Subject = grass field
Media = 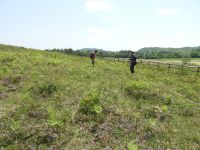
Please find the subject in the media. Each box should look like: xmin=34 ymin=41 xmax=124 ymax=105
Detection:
xmin=0 ymin=45 xmax=200 ymax=149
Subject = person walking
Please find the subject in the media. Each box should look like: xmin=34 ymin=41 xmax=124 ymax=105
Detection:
xmin=90 ymin=50 xmax=97 ymax=67
xmin=129 ymin=52 xmax=137 ymax=74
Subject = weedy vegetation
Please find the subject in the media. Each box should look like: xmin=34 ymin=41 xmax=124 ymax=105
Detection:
xmin=0 ymin=44 xmax=200 ymax=149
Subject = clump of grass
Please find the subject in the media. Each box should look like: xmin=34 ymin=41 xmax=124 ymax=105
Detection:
xmin=178 ymin=103 xmax=194 ymax=117
xmin=163 ymin=95 xmax=172 ymax=106
xmin=0 ymin=56 xmax=14 ymax=63
xmin=144 ymin=105 xmax=170 ymax=122
xmin=1 ymin=76 xmax=22 ymax=86
xmin=126 ymin=80 xmax=150 ymax=90
xmin=10 ymin=119 xmax=21 ymax=131
xmin=125 ymin=80 xmax=162 ymax=100
xmin=127 ymin=141 xmax=139 ymax=150
xmin=31 ymin=82 xmax=57 ymax=98
xmin=47 ymin=107 xmax=64 ymax=127
xmin=79 ymin=92 xmax=103 ymax=115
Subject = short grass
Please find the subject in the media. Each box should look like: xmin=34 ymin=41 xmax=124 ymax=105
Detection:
xmin=0 ymin=45 xmax=200 ymax=149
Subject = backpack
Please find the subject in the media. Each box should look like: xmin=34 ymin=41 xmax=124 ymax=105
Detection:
xmin=132 ymin=60 xmax=137 ymax=65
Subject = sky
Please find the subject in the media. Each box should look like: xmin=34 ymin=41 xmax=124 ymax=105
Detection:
xmin=0 ymin=0 xmax=200 ymax=51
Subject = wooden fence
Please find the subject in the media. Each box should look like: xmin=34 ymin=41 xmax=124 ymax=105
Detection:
xmin=102 ymin=58 xmax=200 ymax=73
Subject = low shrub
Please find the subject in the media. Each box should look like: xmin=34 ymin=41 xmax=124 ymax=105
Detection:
xmin=30 ymin=82 xmax=57 ymax=98
xmin=125 ymin=81 xmax=162 ymax=101
xmin=79 ymin=93 xmax=103 ymax=115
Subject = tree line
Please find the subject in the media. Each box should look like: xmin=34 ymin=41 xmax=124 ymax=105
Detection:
xmin=136 ymin=47 xmax=200 ymax=59
xmin=46 ymin=46 xmax=200 ymax=59
xmin=46 ymin=48 xmax=134 ymax=58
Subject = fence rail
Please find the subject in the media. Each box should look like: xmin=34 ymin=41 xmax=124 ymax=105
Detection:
xmin=102 ymin=58 xmax=200 ymax=73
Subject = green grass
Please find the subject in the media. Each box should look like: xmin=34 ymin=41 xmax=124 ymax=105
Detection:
xmin=0 ymin=45 xmax=200 ymax=149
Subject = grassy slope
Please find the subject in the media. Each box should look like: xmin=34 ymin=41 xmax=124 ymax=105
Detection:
xmin=0 ymin=45 xmax=200 ymax=149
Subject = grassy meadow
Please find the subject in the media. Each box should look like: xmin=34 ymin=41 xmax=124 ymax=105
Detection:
xmin=0 ymin=45 xmax=200 ymax=149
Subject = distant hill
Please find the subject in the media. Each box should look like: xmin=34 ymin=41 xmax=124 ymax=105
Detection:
xmin=0 ymin=44 xmax=40 ymax=51
xmin=78 ymin=48 xmax=105 ymax=52
xmin=136 ymin=46 xmax=200 ymax=58
xmin=1 ymin=44 xmax=200 ymax=59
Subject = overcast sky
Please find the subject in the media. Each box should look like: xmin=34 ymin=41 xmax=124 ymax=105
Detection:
xmin=0 ymin=0 xmax=200 ymax=51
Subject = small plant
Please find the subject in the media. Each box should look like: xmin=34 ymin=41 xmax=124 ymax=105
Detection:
xmin=47 ymin=107 xmax=64 ymax=126
xmin=37 ymin=82 xmax=57 ymax=97
xmin=126 ymin=80 xmax=150 ymax=90
xmin=148 ymin=118 xmax=157 ymax=128
xmin=144 ymin=105 xmax=169 ymax=122
xmin=10 ymin=119 xmax=21 ymax=131
xmin=178 ymin=103 xmax=194 ymax=117
xmin=79 ymin=92 xmax=103 ymax=115
xmin=161 ymin=105 xmax=168 ymax=112
xmin=127 ymin=141 xmax=138 ymax=150
xmin=12 ymin=76 xmax=22 ymax=84
xmin=164 ymin=95 xmax=172 ymax=106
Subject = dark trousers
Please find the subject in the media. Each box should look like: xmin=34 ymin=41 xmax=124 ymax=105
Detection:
xmin=130 ymin=64 xmax=135 ymax=74
xmin=91 ymin=59 xmax=95 ymax=66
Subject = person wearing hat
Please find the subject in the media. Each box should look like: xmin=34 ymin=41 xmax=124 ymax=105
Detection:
xmin=90 ymin=50 xmax=97 ymax=67
xmin=129 ymin=51 xmax=137 ymax=74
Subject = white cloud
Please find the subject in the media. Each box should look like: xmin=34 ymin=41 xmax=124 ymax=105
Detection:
xmin=84 ymin=0 xmax=113 ymax=13
xmin=158 ymin=8 xmax=177 ymax=16
xmin=85 ymin=27 xmax=113 ymax=42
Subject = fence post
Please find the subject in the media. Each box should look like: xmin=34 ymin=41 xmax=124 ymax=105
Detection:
xmin=118 ymin=59 xmax=119 ymax=62
xmin=168 ymin=64 xmax=171 ymax=68
xmin=197 ymin=66 xmax=200 ymax=73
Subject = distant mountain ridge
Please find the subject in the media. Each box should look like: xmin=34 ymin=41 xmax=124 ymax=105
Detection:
xmin=136 ymin=46 xmax=200 ymax=58
xmin=1 ymin=44 xmax=200 ymax=58
xmin=137 ymin=46 xmax=200 ymax=52
xmin=78 ymin=48 xmax=106 ymax=52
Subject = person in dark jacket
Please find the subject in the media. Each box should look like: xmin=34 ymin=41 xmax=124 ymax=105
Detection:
xmin=90 ymin=50 xmax=97 ymax=67
xmin=129 ymin=52 xmax=137 ymax=74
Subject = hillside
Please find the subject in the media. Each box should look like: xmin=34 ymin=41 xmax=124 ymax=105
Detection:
xmin=136 ymin=46 xmax=200 ymax=59
xmin=0 ymin=45 xmax=200 ymax=149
